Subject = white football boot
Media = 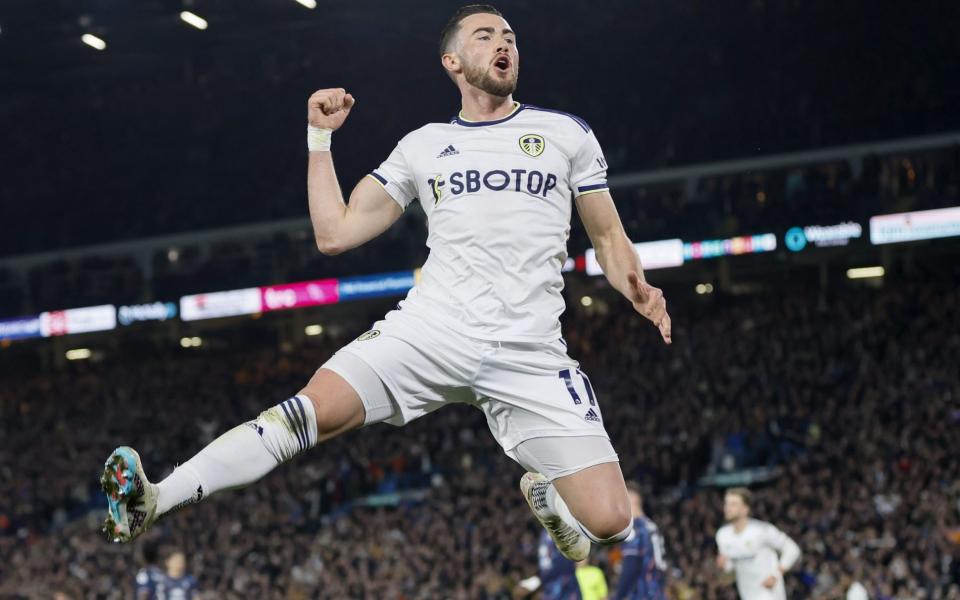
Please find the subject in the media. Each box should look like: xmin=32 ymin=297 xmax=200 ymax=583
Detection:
xmin=520 ymin=472 xmax=590 ymax=561
xmin=100 ymin=446 xmax=159 ymax=543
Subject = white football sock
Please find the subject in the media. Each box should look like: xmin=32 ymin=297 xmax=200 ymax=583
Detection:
xmin=156 ymin=395 xmax=318 ymax=515
xmin=545 ymin=484 xmax=582 ymax=533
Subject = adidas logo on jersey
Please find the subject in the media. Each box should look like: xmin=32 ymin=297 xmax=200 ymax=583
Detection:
xmin=584 ymin=408 xmax=601 ymax=423
xmin=436 ymin=145 xmax=460 ymax=158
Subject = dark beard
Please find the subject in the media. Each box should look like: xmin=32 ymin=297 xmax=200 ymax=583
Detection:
xmin=464 ymin=61 xmax=517 ymax=97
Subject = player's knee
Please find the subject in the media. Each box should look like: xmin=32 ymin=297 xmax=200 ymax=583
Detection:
xmin=299 ymin=395 xmax=343 ymax=440
xmin=580 ymin=495 xmax=632 ymax=544
xmin=303 ymin=392 xmax=333 ymax=432
xmin=297 ymin=382 xmax=365 ymax=441
xmin=594 ymin=515 xmax=633 ymax=543
xmin=583 ymin=517 xmax=632 ymax=546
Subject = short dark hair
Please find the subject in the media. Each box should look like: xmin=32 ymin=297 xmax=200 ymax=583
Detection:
xmin=141 ymin=539 xmax=160 ymax=564
xmin=726 ymin=487 xmax=752 ymax=508
xmin=439 ymin=4 xmax=503 ymax=56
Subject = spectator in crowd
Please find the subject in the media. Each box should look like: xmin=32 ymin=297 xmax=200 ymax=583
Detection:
xmin=1 ymin=275 xmax=958 ymax=598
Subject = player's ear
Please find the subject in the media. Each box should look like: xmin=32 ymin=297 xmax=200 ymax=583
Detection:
xmin=441 ymin=52 xmax=461 ymax=76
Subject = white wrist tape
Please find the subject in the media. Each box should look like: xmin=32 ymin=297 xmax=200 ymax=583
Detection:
xmin=307 ymin=126 xmax=333 ymax=152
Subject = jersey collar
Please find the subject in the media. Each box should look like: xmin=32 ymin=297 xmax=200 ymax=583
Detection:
xmin=452 ymin=102 xmax=525 ymax=127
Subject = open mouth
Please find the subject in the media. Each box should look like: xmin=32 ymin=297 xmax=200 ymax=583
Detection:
xmin=493 ymin=56 xmax=510 ymax=72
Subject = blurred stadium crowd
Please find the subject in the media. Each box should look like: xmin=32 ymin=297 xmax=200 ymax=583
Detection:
xmin=2 ymin=1 xmax=958 ymax=257
xmin=1 ymin=272 xmax=958 ymax=599
xmin=1 ymin=145 xmax=957 ymax=319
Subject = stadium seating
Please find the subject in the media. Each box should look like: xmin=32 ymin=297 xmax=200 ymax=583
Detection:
xmin=1 ymin=274 xmax=957 ymax=598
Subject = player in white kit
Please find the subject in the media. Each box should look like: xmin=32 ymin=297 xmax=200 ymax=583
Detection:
xmin=715 ymin=488 xmax=802 ymax=600
xmin=99 ymin=5 xmax=672 ymax=565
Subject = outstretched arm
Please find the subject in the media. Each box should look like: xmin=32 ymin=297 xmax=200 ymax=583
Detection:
xmin=306 ymin=88 xmax=404 ymax=255
xmin=575 ymin=190 xmax=671 ymax=344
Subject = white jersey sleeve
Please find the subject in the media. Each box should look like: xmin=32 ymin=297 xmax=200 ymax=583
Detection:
xmin=847 ymin=581 xmax=870 ymax=600
xmin=761 ymin=522 xmax=801 ymax=571
xmin=715 ymin=527 xmax=736 ymax=573
xmin=570 ymin=130 xmax=609 ymax=197
xmin=370 ymin=141 xmax=418 ymax=210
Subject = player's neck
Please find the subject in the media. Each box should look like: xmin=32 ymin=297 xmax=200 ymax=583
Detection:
xmin=458 ymin=92 xmax=517 ymax=122
xmin=733 ymin=517 xmax=749 ymax=532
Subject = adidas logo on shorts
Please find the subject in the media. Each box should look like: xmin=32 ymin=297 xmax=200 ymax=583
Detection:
xmin=436 ymin=144 xmax=460 ymax=158
xmin=584 ymin=408 xmax=601 ymax=423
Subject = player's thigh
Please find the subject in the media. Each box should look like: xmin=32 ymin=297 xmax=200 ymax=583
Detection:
xmin=318 ymin=313 xmax=479 ymax=431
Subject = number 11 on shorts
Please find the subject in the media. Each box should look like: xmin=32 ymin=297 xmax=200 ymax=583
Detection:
xmin=559 ymin=369 xmax=596 ymax=406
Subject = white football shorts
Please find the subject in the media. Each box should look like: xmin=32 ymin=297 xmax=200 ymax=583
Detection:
xmin=320 ymin=309 xmax=617 ymax=478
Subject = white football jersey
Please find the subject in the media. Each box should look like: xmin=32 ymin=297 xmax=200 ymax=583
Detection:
xmin=369 ymin=102 xmax=608 ymax=342
xmin=846 ymin=581 xmax=869 ymax=600
xmin=716 ymin=519 xmax=801 ymax=600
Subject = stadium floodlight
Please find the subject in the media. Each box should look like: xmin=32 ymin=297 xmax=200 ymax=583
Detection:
xmin=294 ymin=0 xmax=317 ymax=8
xmin=81 ymin=34 xmax=106 ymax=50
xmin=66 ymin=348 xmax=92 ymax=360
xmin=580 ymin=296 xmax=593 ymax=307
xmin=304 ymin=324 xmax=323 ymax=336
xmin=180 ymin=11 xmax=209 ymax=30
xmin=847 ymin=266 xmax=885 ymax=280
xmin=180 ymin=336 xmax=203 ymax=348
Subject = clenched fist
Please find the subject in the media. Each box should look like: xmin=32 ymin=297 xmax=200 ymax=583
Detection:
xmin=307 ymin=88 xmax=355 ymax=130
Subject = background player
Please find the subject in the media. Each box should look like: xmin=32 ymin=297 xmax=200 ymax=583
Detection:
xmin=100 ymin=4 xmax=671 ymax=568
xmin=576 ymin=558 xmax=609 ymax=600
xmin=515 ymin=530 xmax=583 ymax=599
xmin=612 ymin=483 xmax=667 ymax=600
xmin=134 ymin=540 xmax=164 ymax=599
xmin=715 ymin=488 xmax=801 ymax=600
xmin=136 ymin=548 xmax=198 ymax=600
